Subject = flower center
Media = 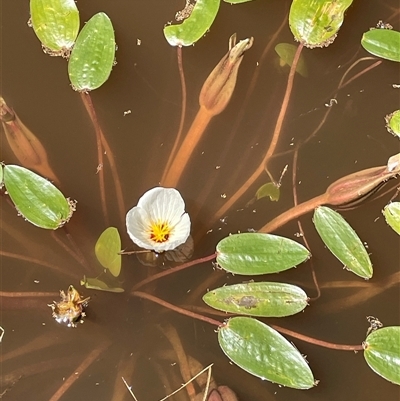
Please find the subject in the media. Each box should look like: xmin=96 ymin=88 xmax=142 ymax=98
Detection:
xmin=149 ymin=221 xmax=171 ymax=243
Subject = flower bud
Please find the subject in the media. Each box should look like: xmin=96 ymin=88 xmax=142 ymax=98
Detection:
xmin=1 ymin=96 xmax=59 ymax=183
xmin=326 ymin=153 xmax=400 ymax=207
xmin=199 ymin=33 xmax=253 ymax=116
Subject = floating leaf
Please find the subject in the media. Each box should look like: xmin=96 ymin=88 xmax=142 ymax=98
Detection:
xmin=313 ymin=206 xmax=372 ymax=279
xmin=164 ymin=0 xmax=220 ymax=46
xmin=216 ymin=233 xmax=310 ymax=275
xmin=80 ymin=276 xmax=124 ymax=293
xmin=364 ymin=326 xmax=400 ymax=385
xmin=218 ymin=317 xmax=315 ymax=389
xmin=68 ymin=12 xmax=115 ymax=91
xmin=289 ymin=0 xmax=353 ymax=48
xmin=203 ymin=282 xmax=308 ymax=317
xmin=383 ymin=202 xmax=400 ymax=235
xmin=95 ymin=227 xmax=122 ymax=277
xmin=0 ymin=164 xmax=3 ymax=186
xmin=30 ymin=0 xmax=79 ymax=55
xmin=361 ymin=29 xmax=400 ymax=62
xmin=224 ymin=0 xmax=254 ymax=3
xmin=256 ymin=182 xmax=280 ymax=201
xmin=275 ymin=43 xmax=308 ymax=77
xmin=385 ymin=110 xmax=400 ymax=138
xmin=3 ymin=165 xmax=72 ymax=229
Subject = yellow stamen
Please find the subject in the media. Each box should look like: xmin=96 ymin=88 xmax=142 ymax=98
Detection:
xmin=149 ymin=221 xmax=171 ymax=243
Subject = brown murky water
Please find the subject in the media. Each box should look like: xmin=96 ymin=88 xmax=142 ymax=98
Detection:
xmin=1 ymin=1 xmax=400 ymax=400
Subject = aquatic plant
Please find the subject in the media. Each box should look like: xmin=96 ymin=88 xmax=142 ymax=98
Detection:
xmin=1 ymin=0 xmax=400 ymax=399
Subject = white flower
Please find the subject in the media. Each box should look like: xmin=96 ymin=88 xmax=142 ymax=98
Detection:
xmin=126 ymin=187 xmax=191 ymax=252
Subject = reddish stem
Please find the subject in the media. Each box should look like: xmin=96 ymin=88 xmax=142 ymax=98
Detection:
xmin=80 ymin=92 xmax=108 ymax=225
xmin=130 ymin=253 xmax=217 ymax=291
xmin=0 ymin=250 xmax=79 ymax=279
xmin=132 ymin=291 xmax=222 ymax=327
xmin=162 ymin=46 xmax=188 ymax=183
xmin=48 ymin=341 xmax=110 ymax=401
xmin=270 ymin=324 xmax=364 ymax=351
xmin=133 ymin=291 xmax=363 ymax=352
xmin=212 ymin=43 xmax=304 ymax=223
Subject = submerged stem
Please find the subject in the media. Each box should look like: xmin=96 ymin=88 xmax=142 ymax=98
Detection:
xmin=80 ymin=93 xmax=108 ymax=224
xmin=0 ymin=250 xmax=80 ymax=279
xmin=132 ymin=291 xmax=222 ymax=327
xmin=161 ymin=107 xmax=213 ymax=187
xmin=133 ymin=292 xmax=363 ymax=352
xmin=48 ymin=341 xmax=110 ymax=401
xmin=270 ymin=324 xmax=363 ymax=351
xmin=131 ymin=253 xmax=216 ymax=291
xmin=100 ymin=130 xmax=126 ymax=224
xmin=161 ymin=46 xmax=188 ymax=183
xmin=193 ymin=11 xmax=289 ymax=222
xmin=80 ymin=93 xmax=126 ymax=225
xmin=258 ymin=193 xmax=328 ymax=233
xmin=212 ymin=43 xmax=304 ymax=223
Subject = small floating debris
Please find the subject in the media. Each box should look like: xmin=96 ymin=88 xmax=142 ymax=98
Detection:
xmin=48 ymin=285 xmax=90 ymax=328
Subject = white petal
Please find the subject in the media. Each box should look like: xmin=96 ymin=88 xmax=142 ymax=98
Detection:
xmin=139 ymin=187 xmax=185 ymax=227
xmin=126 ymin=206 xmax=154 ymax=250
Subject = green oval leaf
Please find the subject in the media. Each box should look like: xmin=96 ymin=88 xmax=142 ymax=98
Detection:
xmin=3 ymin=165 xmax=72 ymax=229
xmin=218 ymin=317 xmax=315 ymax=389
xmin=68 ymin=12 xmax=115 ymax=91
xmin=203 ymin=282 xmax=308 ymax=317
xmin=275 ymin=43 xmax=308 ymax=77
xmin=30 ymin=0 xmax=79 ymax=54
xmin=80 ymin=276 xmax=124 ymax=293
xmin=313 ymin=206 xmax=373 ymax=279
xmin=383 ymin=202 xmax=400 ymax=235
xmin=289 ymin=0 xmax=353 ymax=48
xmin=164 ymin=0 xmax=220 ymax=46
xmin=95 ymin=227 xmax=122 ymax=277
xmin=385 ymin=110 xmax=400 ymax=137
xmin=361 ymin=29 xmax=400 ymax=62
xmin=256 ymin=182 xmax=280 ymax=201
xmin=364 ymin=326 xmax=400 ymax=385
xmin=216 ymin=233 xmax=310 ymax=275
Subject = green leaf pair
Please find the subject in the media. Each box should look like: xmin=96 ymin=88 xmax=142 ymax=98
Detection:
xmin=30 ymin=0 xmax=115 ymax=91
xmin=81 ymin=227 xmax=124 ymax=293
